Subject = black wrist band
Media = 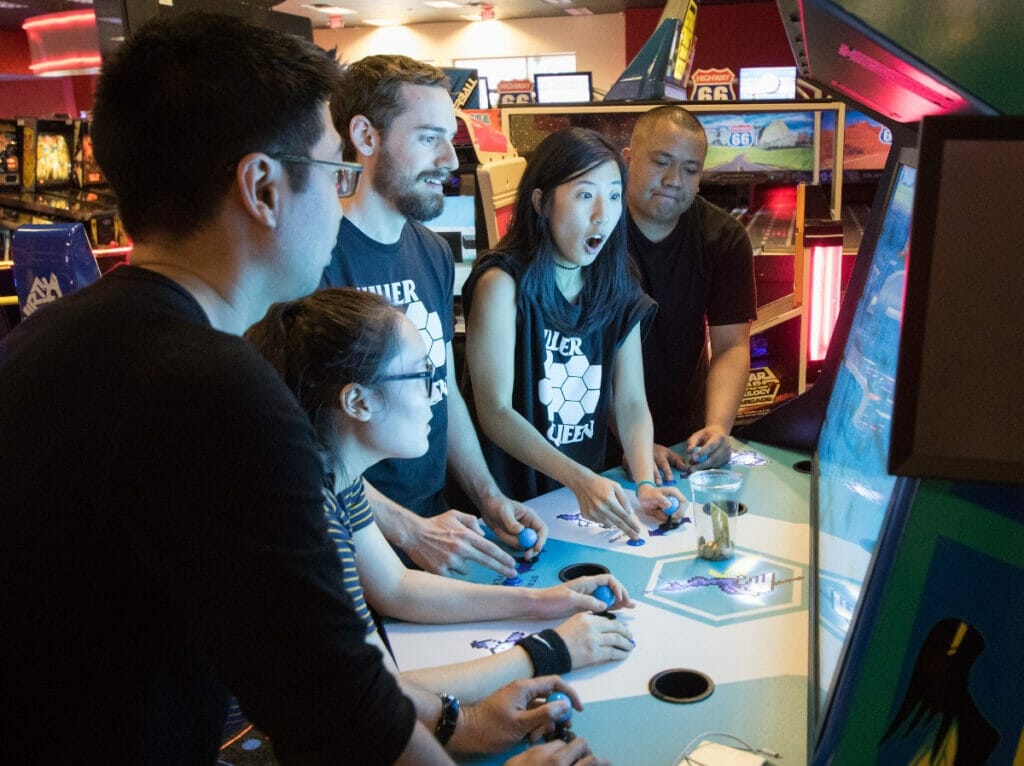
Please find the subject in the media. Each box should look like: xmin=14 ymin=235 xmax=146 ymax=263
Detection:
xmin=515 ymin=628 xmax=573 ymax=677
xmin=434 ymin=692 xmax=460 ymax=746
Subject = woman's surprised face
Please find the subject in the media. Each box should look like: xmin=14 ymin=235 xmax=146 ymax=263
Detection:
xmin=545 ymin=159 xmax=622 ymax=269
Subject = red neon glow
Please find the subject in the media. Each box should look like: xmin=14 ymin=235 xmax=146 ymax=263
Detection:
xmin=29 ymin=54 xmax=102 ymax=73
xmin=22 ymin=11 xmax=95 ymax=32
xmin=809 ymin=242 xmax=843 ymax=361
xmin=22 ymin=10 xmax=100 ymax=76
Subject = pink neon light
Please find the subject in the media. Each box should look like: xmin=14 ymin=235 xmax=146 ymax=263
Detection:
xmin=809 ymin=242 xmax=843 ymax=361
xmin=29 ymin=54 xmax=102 ymax=73
xmin=22 ymin=10 xmax=95 ymax=32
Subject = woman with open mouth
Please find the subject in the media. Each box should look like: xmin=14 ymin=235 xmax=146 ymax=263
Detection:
xmin=462 ymin=127 xmax=685 ymax=541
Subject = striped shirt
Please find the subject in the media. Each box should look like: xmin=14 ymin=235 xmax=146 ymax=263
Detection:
xmin=323 ymin=478 xmax=376 ymax=635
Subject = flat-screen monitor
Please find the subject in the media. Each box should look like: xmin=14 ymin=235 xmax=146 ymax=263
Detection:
xmin=738 ymin=66 xmax=797 ymax=100
xmin=811 ymin=154 xmax=918 ymax=724
xmin=889 ymin=115 xmax=1024 ymax=485
xmin=534 ymin=72 xmax=593 ymax=104
xmin=819 ymin=109 xmax=893 ymax=183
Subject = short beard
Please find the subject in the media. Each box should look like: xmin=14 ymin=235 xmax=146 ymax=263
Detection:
xmin=376 ymin=146 xmax=446 ymax=222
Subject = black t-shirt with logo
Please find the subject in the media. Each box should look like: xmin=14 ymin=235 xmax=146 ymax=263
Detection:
xmin=463 ymin=254 xmax=655 ymax=501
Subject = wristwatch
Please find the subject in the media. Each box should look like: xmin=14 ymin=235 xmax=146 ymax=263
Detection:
xmin=434 ymin=692 xmax=460 ymax=746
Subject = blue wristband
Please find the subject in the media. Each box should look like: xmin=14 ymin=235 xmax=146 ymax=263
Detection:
xmin=635 ymin=480 xmax=657 ymax=493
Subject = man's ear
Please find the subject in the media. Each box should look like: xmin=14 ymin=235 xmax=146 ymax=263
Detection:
xmin=339 ymin=382 xmax=375 ymax=421
xmin=348 ymin=114 xmax=377 ymax=158
xmin=236 ymin=152 xmax=281 ymax=228
xmin=621 ymin=145 xmax=633 ymax=167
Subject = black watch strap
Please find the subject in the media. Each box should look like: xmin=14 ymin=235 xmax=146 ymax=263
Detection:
xmin=434 ymin=692 xmax=460 ymax=746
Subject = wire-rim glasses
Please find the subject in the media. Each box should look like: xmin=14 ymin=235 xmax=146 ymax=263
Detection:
xmin=271 ymin=154 xmax=362 ymax=198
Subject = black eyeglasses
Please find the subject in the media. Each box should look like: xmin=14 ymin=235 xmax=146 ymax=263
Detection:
xmin=271 ymin=154 xmax=363 ymax=198
xmin=377 ymin=361 xmax=435 ymax=397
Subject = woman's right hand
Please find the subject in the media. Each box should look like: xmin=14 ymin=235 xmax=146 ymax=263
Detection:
xmin=568 ymin=470 xmax=644 ymax=539
xmin=553 ymin=611 xmax=634 ymax=670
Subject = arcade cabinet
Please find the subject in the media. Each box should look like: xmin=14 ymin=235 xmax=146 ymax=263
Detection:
xmin=744 ymin=0 xmax=1021 ymax=761
xmin=813 ymin=113 xmax=1024 ymax=766
xmin=0 ymin=117 xmax=126 ymax=255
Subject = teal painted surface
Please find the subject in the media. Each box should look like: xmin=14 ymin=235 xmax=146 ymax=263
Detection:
xmin=834 ymin=0 xmax=1024 ymax=114
xmin=460 ymin=675 xmax=809 ymax=765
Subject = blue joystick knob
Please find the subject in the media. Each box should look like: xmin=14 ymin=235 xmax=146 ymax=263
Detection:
xmin=518 ymin=527 xmax=538 ymax=549
xmin=592 ymin=584 xmax=615 ymax=608
xmin=665 ymin=496 xmax=680 ymax=516
xmin=546 ymin=692 xmax=572 ymax=722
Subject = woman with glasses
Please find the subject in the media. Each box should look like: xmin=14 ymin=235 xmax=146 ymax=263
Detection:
xmin=244 ymin=287 xmax=633 ymax=758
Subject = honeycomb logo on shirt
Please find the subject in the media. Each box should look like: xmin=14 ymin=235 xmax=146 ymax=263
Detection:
xmin=538 ymin=348 xmax=601 ymax=447
xmin=405 ymin=300 xmax=446 ymax=403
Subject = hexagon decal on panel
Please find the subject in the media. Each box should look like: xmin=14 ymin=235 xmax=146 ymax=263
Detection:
xmin=405 ymin=300 xmax=446 ymax=370
xmin=644 ymin=551 xmax=806 ymax=625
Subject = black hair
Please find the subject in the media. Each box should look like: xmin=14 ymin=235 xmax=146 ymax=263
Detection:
xmin=483 ymin=127 xmax=640 ymax=336
xmin=91 ymin=12 xmax=342 ymax=240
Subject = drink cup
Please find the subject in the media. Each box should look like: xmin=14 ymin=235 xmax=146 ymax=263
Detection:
xmin=688 ymin=469 xmax=743 ymax=560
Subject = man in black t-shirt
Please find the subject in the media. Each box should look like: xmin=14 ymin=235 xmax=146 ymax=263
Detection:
xmin=0 ymin=14 xmax=446 ymax=764
xmin=323 ymin=55 xmax=545 ymax=578
xmin=622 ymin=106 xmax=757 ymax=477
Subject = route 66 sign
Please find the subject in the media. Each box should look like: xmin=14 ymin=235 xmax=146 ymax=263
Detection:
xmin=689 ymin=68 xmax=736 ymax=101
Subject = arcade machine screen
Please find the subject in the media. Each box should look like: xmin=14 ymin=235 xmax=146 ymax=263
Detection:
xmin=35 ymin=131 xmax=72 ymax=188
xmin=819 ymin=109 xmax=893 ymax=184
xmin=505 ymin=108 xmax=817 ymax=186
xmin=699 ymin=111 xmax=815 ymax=185
xmin=738 ymin=66 xmax=798 ymax=100
xmin=1 ymin=121 xmax=19 ymax=187
xmin=811 ymin=158 xmax=917 ymax=720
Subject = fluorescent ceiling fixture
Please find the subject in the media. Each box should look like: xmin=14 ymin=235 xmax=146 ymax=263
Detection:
xmin=303 ymin=3 xmax=357 ymax=14
xmin=425 ymin=1 xmax=461 ymax=7
xmin=364 ymin=18 xmax=401 ymax=25
xmin=541 ymin=0 xmax=572 ymax=5
xmin=460 ymin=13 xmax=481 ymax=20
xmin=564 ymin=7 xmax=592 ymax=14
xmin=0 ymin=1 xmax=28 ymax=8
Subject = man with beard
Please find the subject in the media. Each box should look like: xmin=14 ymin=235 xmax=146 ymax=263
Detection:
xmin=322 ymin=55 xmax=543 ymax=579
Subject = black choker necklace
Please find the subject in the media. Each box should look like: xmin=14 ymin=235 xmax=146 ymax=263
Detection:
xmin=554 ymin=261 xmax=581 ymax=271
